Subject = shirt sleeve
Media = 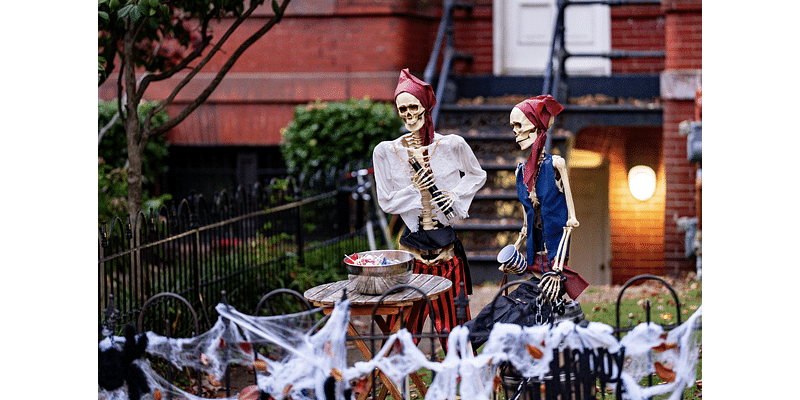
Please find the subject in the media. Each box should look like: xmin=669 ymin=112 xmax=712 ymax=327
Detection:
xmin=372 ymin=141 xmax=423 ymax=224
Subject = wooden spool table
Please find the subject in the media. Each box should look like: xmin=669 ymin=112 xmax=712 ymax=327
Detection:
xmin=304 ymin=274 xmax=451 ymax=400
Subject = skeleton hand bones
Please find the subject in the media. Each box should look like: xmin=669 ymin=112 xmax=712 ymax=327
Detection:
xmin=408 ymin=147 xmax=456 ymax=221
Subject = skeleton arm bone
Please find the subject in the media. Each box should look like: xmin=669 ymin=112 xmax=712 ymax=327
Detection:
xmin=539 ymin=157 xmax=578 ymax=302
xmin=553 ymin=156 xmax=578 ymax=228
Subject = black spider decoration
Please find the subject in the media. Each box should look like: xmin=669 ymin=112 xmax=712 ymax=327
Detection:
xmin=98 ymin=323 xmax=150 ymax=400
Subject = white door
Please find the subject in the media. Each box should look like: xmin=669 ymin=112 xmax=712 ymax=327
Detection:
xmin=567 ymin=162 xmax=612 ymax=286
xmin=493 ymin=0 xmax=611 ymax=76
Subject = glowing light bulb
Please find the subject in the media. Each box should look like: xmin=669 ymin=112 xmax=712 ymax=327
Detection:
xmin=628 ymin=165 xmax=656 ymax=201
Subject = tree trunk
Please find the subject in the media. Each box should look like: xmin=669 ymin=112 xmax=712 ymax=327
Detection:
xmin=123 ymin=19 xmax=144 ymax=218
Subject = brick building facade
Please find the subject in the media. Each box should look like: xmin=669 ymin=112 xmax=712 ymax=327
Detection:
xmin=98 ymin=0 xmax=701 ymax=283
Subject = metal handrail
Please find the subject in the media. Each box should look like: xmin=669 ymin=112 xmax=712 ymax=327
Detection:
xmin=424 ymin=0 xmax=473 ymax=129
xmin=542 ymin=0 xmax=664 ymax=153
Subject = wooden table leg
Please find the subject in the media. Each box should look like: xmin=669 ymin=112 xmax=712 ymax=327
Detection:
xmin=410 ymin=372 xmax=427 ymax=398
xmin=348 ymin=321 xmax=405 ymax=400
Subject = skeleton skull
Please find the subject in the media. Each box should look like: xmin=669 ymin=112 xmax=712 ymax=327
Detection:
xmin=396 ymin=92 xmax=426 ymax=133
xmin=510 ymin=106 xmax=538 ymax=150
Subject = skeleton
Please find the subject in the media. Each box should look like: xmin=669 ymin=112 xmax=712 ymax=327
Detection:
xmin=395 ymin=92 xmax=456 ymax=264
xmin=505 ymin=105 xmax=579 ymax=303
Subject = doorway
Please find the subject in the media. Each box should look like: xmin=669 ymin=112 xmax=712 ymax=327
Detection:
xmin=568 ymin=160 xmax=612 ymax=286
xmin=493 ymin=0 xmax=611 ymax=76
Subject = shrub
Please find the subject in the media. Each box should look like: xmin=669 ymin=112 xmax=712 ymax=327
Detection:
xmin=280 ymin=97 xmax=403 ymax=178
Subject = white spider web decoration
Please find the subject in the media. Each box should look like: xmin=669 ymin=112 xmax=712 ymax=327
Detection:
xmin=99 ymin=300 xmax=701 ymax=400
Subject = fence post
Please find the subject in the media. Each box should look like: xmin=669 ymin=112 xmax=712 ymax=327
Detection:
xmin=294 ymin=180 xmax=305 ymax=270
xmin=190 ymin=201 xmax=202 ymax=326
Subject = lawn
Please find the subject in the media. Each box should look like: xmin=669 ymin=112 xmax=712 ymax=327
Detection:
xmin=579 ymin=275 xmax=702 ymax=399
xmin=403 ymin=275 xmax=703 ymax=400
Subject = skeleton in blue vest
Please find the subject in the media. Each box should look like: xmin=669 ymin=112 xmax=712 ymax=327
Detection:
xmin=500 ymin=95 xmax=588 ymax=303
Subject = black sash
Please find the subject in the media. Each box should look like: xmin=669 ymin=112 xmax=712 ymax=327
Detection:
xmin=399 ymin=225 xmax=473 ymax=295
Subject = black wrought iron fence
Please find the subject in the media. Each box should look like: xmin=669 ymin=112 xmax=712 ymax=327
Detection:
xmin=99 ymin=275 xmax=701 ymax=400
xmin=99 ymin=173 xmax=389 ymax=334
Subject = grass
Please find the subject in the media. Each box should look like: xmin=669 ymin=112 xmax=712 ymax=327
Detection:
xmin=396 ymin=276 xmax=704 ymax=400
xmin=580 ymin=276 xmax=702 ymax=399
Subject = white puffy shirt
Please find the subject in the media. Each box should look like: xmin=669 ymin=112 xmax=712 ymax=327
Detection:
xmin=372 ymin=132 xmax=487 ymax=233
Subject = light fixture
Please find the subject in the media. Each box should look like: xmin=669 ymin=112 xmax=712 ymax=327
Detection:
xmin=568 ymin=149 xmax=604 ymax=169
xmin=628 ymin=165 xmax=656 ymax=201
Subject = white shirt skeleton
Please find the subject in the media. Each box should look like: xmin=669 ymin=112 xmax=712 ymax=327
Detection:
xmin=372 ymin=132 xmax=486 ymax=233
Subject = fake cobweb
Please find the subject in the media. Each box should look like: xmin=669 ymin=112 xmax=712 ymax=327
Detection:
xmin=99 ymin=300 xmax=701 ymax=400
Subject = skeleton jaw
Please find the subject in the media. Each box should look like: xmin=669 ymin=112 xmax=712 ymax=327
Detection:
xmin=516 ymin=132 xmax=537 ymax=150
xmin=402 ymin=111 xmax=426 ymax=132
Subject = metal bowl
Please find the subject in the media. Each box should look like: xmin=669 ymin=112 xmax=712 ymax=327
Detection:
xmin=344 ymin=250 xmax=414 ymax=295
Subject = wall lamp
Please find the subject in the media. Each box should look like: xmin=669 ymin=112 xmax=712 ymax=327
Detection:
xmin=628 ymin=165 xmax=656 ymax=201
xmin=625 ymin=132 xmax=661 ymax=202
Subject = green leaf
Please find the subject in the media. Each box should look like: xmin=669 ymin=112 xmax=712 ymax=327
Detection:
xmin=271 ymin=0 xmax=281 ymax=16
xmin=99 ymin=11 xmax=109 ymax=20
xmin=117 ymin=4 xmax=135 ymax=19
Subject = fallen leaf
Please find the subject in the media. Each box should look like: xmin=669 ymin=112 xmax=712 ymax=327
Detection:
xmin=239 ymin=342 xmax=253 ymax=354
xmin=283 ymin=384 xmax=293 ymax=397
xmin=219 ymin=338 xmax=225 ymax=348
xmin=200 ymin=353 xmax=210 ymax=365
xmin=208 ymin=373 xmax=221 ymax=387
xmin=254 ymin=359 xmax=268 ymax=372
xmin=154 ymin=389 xmax=162 ymax=400
xmin=654 ymin=362 xmax=676 ymax=382
xmin=324 ymin=341 xmax=335 ymax=358
xmin=331 ymin=368 xmax=343 ymax=381
xmin=354 ymin=377 xmax=368 ymax=393
xmin=238 ymin=385 xmax=260 ymax=400
xmin=652 ymin=342 xmax=679 ymax=352
xmin=526 ymin=343 xmax=544 ymax=359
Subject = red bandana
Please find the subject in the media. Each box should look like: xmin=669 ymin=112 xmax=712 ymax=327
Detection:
xmin=394 ymin=68 xmax=437 ymax=146
xmin=514 ymin=95 xmax=564 ymax=192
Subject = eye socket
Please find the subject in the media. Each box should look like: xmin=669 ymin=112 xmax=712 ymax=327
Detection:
xmin=407 ymin=104 xmax=419 ymax=112
xmin=398 ymin=106 xmax=408 ymax=113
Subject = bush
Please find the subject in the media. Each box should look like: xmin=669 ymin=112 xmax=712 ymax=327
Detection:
xmin=280 ymin=97 xmax=403 ymax=178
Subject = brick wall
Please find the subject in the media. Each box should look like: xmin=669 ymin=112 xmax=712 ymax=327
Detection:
xmin=660 ymin=0 xmax=701 ymax=276
xmin=610 ymin=5 xmax=666 ymax=73
xmin=664 ymin=6 xmax=702 ymax=69
xmin=453 ymin=0 xmax=493 ymax=74
xmin=98 ymin=0 xmax=441 ymax=146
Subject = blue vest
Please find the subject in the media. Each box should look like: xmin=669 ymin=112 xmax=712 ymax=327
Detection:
xmin=516 ymin=154 xmax=569 ymax=266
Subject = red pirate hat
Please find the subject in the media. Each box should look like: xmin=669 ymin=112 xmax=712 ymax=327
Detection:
xmin=514 ymin=95 xmax=564 ymax=192
xmin=394 ymin=69 xmax=437 ymax=146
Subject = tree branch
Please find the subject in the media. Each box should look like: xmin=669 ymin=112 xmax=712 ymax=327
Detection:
xmin=137 ymin=11 xmax=216 ymax=88
xmin=143 ymin=2 xmax=261 ymax=121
